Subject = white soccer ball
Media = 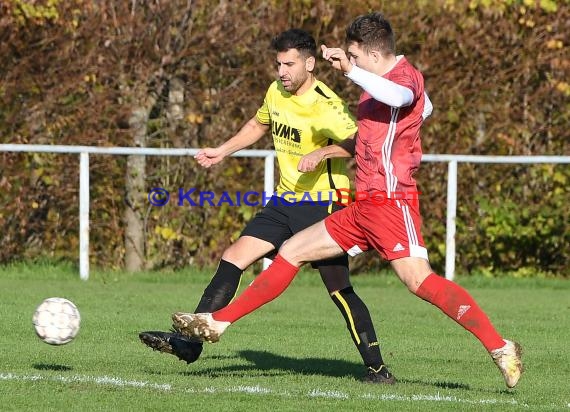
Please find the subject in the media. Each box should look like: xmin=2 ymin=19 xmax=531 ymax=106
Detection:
xmin=32 ymin=297 xmax=81 ymax=345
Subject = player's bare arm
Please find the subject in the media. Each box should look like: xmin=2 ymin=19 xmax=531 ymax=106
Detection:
xmin=297 ymin=134 xmax=356 ymax=172
xmin=195 ymin=117 xmax=269 ymax=168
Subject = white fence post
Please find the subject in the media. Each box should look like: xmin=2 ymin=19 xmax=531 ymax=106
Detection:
xmin=79 ymin=152 xmax=90 ymax=280
xmin=445 ymin=160 xmax=458 ymax=281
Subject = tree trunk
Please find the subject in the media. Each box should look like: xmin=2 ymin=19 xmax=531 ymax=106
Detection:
xmin=124 ymin=107 xmax=149 ymax=272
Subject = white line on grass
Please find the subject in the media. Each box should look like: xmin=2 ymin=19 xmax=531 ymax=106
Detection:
xmin=0 ymin=372 xmax=171 ymax=391
xmin=308 ymin=389 xmax=349 ymax=399
xmin=2 ymin=372 xmax=559 ymax=409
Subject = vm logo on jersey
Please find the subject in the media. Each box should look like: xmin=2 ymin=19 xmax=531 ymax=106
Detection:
xmin=273 ymin=121 xmax=301 ymax=143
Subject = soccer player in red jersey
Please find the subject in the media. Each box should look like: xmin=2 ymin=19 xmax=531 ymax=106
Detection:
xmin=172 ymin=13 xmax=523 ymax=388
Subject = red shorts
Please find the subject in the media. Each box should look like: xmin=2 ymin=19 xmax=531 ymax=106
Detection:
xmin=325 ymin=196 xmax=428 ymax=261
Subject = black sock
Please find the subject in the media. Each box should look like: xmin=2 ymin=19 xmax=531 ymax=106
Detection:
xmin=331 ymin=286 xmax=385 ymax=370
xmin=194 ymin=259 xmax=244 ymax=313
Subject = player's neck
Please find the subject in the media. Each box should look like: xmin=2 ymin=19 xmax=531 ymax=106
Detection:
xmin=293 ymin=74 xmax=315 ymax=96
xmin=377 ymin=55 xmax=398 ymax=76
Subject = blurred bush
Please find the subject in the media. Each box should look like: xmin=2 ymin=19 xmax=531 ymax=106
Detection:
xmin=0 ymin=0 xmax=568 ymax=276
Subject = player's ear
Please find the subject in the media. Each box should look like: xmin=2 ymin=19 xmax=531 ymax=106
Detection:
xmin=370 ymin=50 xmax=381 ymax=63
xmin=305 ymin=56 xmax=316 ymax=72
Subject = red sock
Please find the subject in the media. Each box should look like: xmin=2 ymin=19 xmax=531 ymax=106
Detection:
xmin=212 ymin=254 xmax=299 ymax=323
xmin=415 ymin=273 xmax=505 ymax=352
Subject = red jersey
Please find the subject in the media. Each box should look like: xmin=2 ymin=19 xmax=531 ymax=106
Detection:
xmin=354 ymin=57 xmax=425 ymax=199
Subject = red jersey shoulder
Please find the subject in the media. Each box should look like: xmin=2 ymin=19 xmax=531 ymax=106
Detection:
xmin=386 ymin=58 xmax=424 ymax=100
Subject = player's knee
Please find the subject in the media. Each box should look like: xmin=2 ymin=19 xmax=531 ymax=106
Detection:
xmin=277 ymin=250 xmax=302 ymax=267
xmin=392 ymin=258 xmax=431 ymax=293
xmin=319 ymin=268 xmax=351 ymax=294
xmin=220 ymin=242 xmax=253 ymax=267
xmin=277 ymin=240 xmax=303 ymax=265
xmin=220 ymin=244 xmax=239 ymax=262
xmin=404 ymin=278 xmax=420 ymax=294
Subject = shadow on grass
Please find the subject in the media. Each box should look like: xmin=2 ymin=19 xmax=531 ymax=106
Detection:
xmin=237 ymin=351 xmax=471 ymax=390
xmin=175 ymin=350 xmax=472 ymax=391
xmin=173 ymin=350 xmax=361 ymax=379
xmin=33 ymin=363 xmax=73 ymax=372
xmin=238 ymin=350 xmax=362 ymax=378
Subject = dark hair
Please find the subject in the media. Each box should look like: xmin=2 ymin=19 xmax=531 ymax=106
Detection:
xmin=346 ymin=12 xmax=395 ymax=55
xmin=270 ymin=29 xmax=317 ymax=58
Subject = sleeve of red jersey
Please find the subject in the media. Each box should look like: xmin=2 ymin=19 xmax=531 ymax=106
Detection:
xmin=346 ymin=65 xmax=415 ymax=107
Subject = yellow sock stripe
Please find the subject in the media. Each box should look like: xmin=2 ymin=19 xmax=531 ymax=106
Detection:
xmin=332 ymin=291 xmax=361 ymax=345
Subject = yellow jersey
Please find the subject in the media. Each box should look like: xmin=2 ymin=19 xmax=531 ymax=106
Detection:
xmin=256 ymin=79 xmax=357 ymax=202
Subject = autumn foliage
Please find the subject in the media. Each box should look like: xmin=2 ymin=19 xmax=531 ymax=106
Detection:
xmin=0 ymin=0 xmax=568 ymax=276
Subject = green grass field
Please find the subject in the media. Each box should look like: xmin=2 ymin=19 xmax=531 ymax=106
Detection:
xmin=0 ymin=262 xmax=568 ymax=411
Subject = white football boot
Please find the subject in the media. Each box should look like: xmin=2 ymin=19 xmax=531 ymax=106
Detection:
xmin=490 ymin=339 xmax=523 ymax=388
xmin=172 ymin=312 xmax=230 ymax=343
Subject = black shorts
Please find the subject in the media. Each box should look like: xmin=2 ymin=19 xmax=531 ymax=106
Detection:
xmin=240 ymin=196 xmax=348 ymax=268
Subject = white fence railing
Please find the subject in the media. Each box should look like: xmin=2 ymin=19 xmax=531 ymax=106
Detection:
xmin=1 ymin=143 xmax=569 ymax=281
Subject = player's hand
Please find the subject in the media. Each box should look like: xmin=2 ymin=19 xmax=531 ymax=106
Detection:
xmin=321 ymin=45 xmax=352 ymax=73
xmin=195 ymin=147 xmax=225 ymax=168
xmin=297 ymin=151 xmax=324 ymax=172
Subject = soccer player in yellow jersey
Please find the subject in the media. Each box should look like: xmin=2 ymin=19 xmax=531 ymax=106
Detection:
xmin=140 ymin=29 xmax=394 ymax=383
